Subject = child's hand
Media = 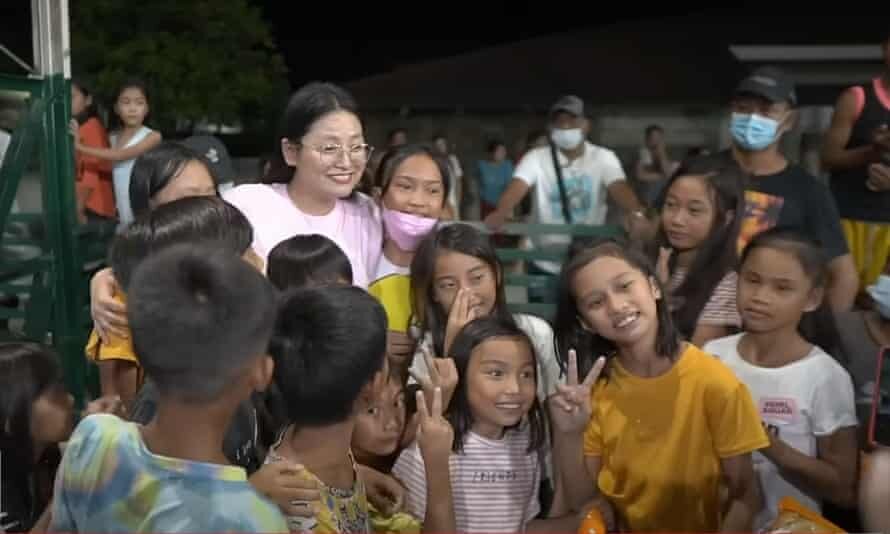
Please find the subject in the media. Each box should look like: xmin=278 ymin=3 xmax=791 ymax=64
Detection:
xmin=84 ymin=395 xmax=125 ymax=417
xmin=656 ymin=247 xmax=672 ymax=286
xmin=249 ymin=462 xmax=321 ymax=518
xmin=867 ymin=163 xmax=890 ymax=192
xmin=69 ymin=118 xmax=79 ymax=140
xmin=387 ymin=330 xmax=417 ymax=370
xmin=358 ymin=464 xmax=405 ymax=516
xmin=416 ymin=388 xmax=453 ymax=465
xmin=409 ymin=346 xmax=458 ymax=412
xmin=90 ymin=268 xmax=129 ymax=342
xmin=444 ymin=288 xmax=479 ymax=355
xmin=547 ymin=350 xmax=605 ymax=435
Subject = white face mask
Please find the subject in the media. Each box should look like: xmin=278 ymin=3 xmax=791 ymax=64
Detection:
xmin=551 ymin=128 xmax=584 ymax=150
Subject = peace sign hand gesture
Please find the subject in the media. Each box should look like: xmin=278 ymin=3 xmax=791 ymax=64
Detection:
xmin=547 ymin=349 xmax=606 ymax=435
xmin=416 ymin=387 xmax=454 ymax=464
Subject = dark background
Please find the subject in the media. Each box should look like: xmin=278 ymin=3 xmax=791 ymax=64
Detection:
xmin=5 ymin=5 xmax=883 ymax=89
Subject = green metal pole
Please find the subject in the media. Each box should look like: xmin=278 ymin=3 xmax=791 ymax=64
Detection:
xmin=40 ymin=74 xmax=88 ymax=407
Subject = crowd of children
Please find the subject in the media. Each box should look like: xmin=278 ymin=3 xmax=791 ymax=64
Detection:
xmin=2 ymin=76 xmax=890 ymax=534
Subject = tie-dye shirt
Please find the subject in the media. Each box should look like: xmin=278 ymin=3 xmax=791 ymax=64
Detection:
xmin=49 ymin=414 xmax=287 ymax=533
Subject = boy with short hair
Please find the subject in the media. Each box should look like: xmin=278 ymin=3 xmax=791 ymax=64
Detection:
xmin=50 ymin=244 xmax=286 ymax=533
xmin=265 ymin=286 xmax=388 ymax=533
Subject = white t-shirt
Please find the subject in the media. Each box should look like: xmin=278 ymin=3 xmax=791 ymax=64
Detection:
xmin=392 ymin=426 xmax=541 ymax=533
xmin=373 ymin=253 xmax=409 ymax=280
xmin=409 ymin=313 xmax=561 ymax=401
xmin=110 ymin=126 xmax=154 ymax=226
xmin=703 ymin=334 xmax=858 ymax=530
xmin=514 ymin=142 xmax=625 ymax=273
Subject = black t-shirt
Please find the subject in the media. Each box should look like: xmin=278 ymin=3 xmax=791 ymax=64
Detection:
xmin=830 ymin=79 xmax=890 ymax=223
xmin=129 ymin=381 xmax=262 ymax=474
xmin=738 ymin=161 xmax=849 ymax=260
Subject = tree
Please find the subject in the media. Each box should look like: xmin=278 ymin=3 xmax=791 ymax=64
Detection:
xmin=71 ymin=0 xmax=288 ymax=134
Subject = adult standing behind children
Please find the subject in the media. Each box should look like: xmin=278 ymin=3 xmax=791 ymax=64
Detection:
xmin=223 ymin=82 xmax=382 ymax=288
xmin=726 ymin=66 xmax=858 ymax=311
xmin=821 ymin=30 xmax=890 ymax=293
xmin=483 ymin=95 xmax=648 ymax=275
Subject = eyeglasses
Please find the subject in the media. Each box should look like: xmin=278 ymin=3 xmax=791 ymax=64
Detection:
xmin=295 ymin=142 xmax=374 ymax=165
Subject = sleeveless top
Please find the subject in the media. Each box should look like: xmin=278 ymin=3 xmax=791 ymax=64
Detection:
xmin=110 ymin=126 xmax=153 ymax=226
xmin=830 ymin=77 xmax=890 ymax=222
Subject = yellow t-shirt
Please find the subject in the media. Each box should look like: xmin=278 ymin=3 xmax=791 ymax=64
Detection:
xmin=84 ymin=293 xmax=139 ymax=366
xmin=583 ymin=344 xmax=769 ymax=532
xmin=368 ymin=257 xmax=412 ymax=334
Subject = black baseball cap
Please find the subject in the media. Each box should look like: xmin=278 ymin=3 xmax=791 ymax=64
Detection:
xmin=180 ymin=135 xmax=236 ymax=184
xmin=734 ymin=66 xmax=797 ymax=106
xmin=550 ymin=95 xmax=585 ymax=117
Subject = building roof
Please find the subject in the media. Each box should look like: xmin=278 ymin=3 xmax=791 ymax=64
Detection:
xmin=345 ymin=15 xmax=888 ymax=111
xmin=346 ymin=20 xmax=746 ymax=112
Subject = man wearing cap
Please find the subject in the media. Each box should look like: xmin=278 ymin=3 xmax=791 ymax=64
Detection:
xmin=729 ymin=66 xmax=858 ymax=311
xmin=821 ymin=30 xmax=890 ymax=294
xmin=483 ymin=95 xmax=647 ymax=275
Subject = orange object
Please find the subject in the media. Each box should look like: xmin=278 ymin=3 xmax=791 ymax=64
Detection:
xmin=766 ymin=496 xmax=845 ymax=533
xmin=579 ymin=508 xmax=606 ymax=534
xmin=75 ymin=117 xmax=116 ymax=218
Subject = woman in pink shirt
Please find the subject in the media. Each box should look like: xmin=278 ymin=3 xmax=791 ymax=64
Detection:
xmin=223 ymin=83 xmax=382 ymax=288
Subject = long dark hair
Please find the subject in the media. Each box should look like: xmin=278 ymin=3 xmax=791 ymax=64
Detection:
xmin=71 ymin=77 xmax=100 ymax=125
xmin=651 ymin=155 xmax=747 ymax=339
xmin=263 ymin=82 xmax=360 ymax=184
xmin=129 ymin=142 xmax=219 ymax=218
xmin=554 ymin=238 xmax=682 ymax=380
xmin=447 ymin=317 xmax=545 ymax=454
xmin=410 ymin=223 xmax=515 ymax=357
xmin=0 ymin=342 xmax=66 ymax=531
xmin=738 ymin=229 xmax=843 ymax=359
xmin=374 ymin=143 xmax=451 ymax=205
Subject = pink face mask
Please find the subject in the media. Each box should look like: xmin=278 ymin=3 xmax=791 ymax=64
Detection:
xmin=381 ymin=207 xmax=438 ymax=251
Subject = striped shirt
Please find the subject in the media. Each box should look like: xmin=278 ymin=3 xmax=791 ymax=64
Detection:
xmin=392 ymin=427 xmax=541 ymax=533
xmin=669 ymin=268 xmax=741 ymax=327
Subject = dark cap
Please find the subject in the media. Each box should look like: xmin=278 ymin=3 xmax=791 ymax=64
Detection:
xmin=180 ymin=135 xmax=236 ymax=184
xmin=550 ymin=95 xmax=585 ymax=117
xmin=734 ymin=66 xmax=797 ymax=106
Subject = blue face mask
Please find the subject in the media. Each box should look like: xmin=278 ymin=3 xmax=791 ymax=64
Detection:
xmin=730 ymin=112 xmax=780 ymax=151
xmin=868 ymin=275 xmax=890 ymax=320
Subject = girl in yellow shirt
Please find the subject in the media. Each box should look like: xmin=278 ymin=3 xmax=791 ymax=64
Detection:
xmin=550 ymin=238 xmax=769 ymax=532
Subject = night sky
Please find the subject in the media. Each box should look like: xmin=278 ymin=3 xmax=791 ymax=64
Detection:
xmin=0 ymin=5 xmax=884 ymax=89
